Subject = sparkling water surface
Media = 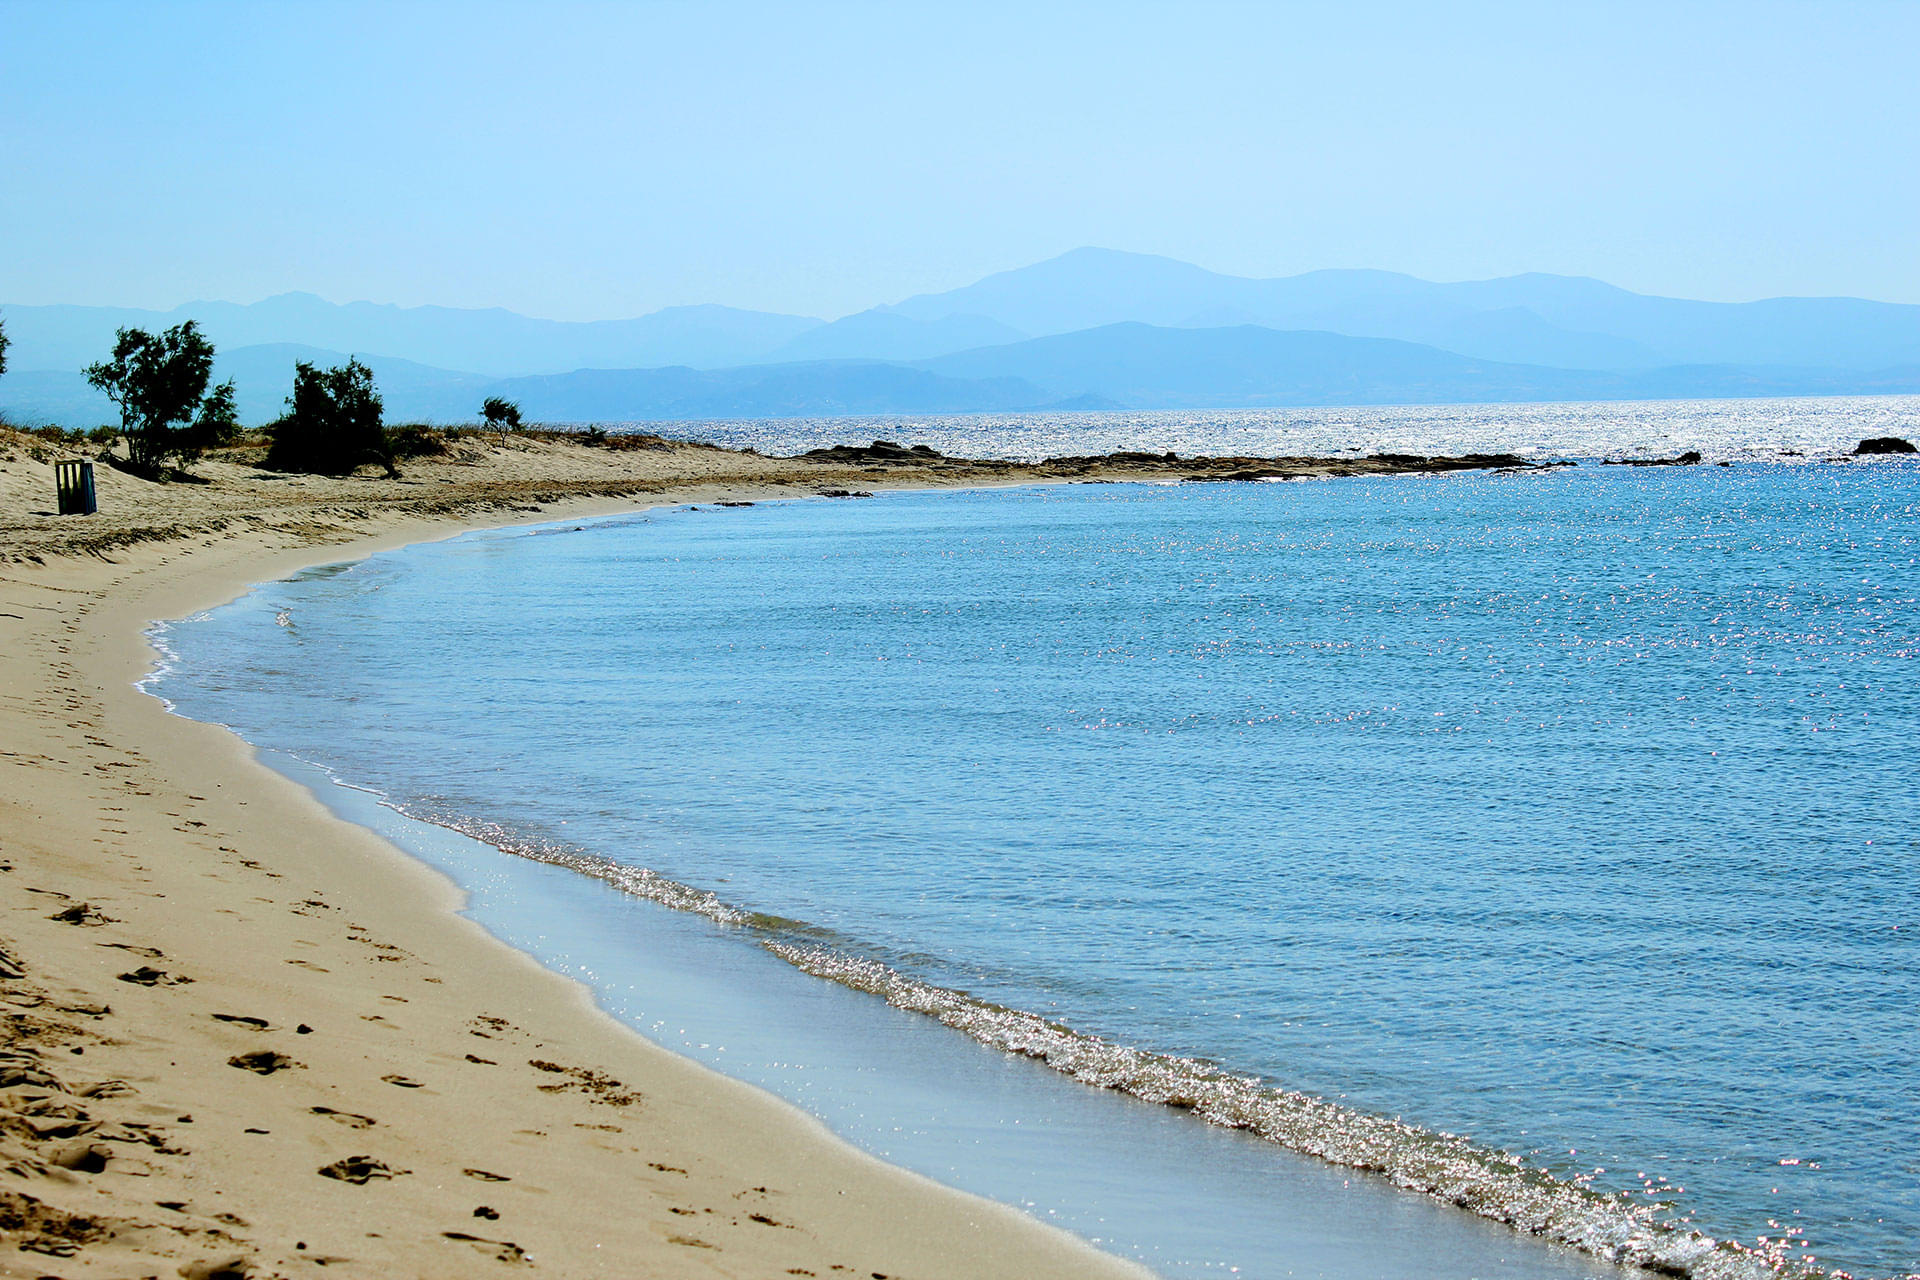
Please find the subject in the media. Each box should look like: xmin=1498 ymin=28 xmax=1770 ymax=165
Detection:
xmin=664 ymin=394 xmax=1920 ymax=462
xmin=155 ymin=409 xmax=1919 ymax=1278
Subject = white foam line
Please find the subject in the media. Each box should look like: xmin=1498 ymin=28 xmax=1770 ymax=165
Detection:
xmin=388 ymin=798 xmax=1846 ymax=1280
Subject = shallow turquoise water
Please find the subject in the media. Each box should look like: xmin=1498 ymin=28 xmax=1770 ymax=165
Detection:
xmin=157 ymin=460 xmax=1919 ymax=1277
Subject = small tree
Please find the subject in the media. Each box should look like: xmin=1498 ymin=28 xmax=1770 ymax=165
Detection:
xmin=193 ymin=379 xmax=241 ymax=451
xmin=83 ymin=321 xmax=235 ymax=473
xmin=0 ymin=314 xmax=10 ymax=380
xmin=480 ymin=396 xmax=522 ymax=441
xmin=265 ymin=358 xmax=395 ymax=476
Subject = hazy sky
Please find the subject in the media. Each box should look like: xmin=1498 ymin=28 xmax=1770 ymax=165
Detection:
xmin=4 ymin=0 xmax=1917 ymax=319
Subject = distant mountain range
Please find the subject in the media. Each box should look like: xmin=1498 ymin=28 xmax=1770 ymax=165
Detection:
xmin=0 ymin=294 xmax=820 ymax=378
xmin=6 ymin=248 xmax=1920 ymax=427
xmin=878 ymin=248 xmax=1920 ymax=371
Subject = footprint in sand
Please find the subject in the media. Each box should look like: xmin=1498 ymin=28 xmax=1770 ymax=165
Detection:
xmin=310 ymin=1106 xmax=377 ymax=1129
xmin=116 ymin=966 xmax=191 ymax=986
xmin=526 ymin=1058 xmax=643 ymax=1107
xmin=442 ymin=1231 xmax=529 ymax=1264
xmin=211 ymin=1013 xmax=269 ymax=1030
xmin=47 ymin=901 xmax=114 ymax=926
xmin=667 ymin=1235 xmax=718 ymax=1250
xmin=381 ymin=1073 xmax=425 ymax=1088
xmin=317 ymin=1155 xmax=407 ymax=1184
xmin=227 ymin=1051 xmax=299 ymax=1075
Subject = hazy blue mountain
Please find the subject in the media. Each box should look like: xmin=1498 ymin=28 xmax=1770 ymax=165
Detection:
xmin=766 ymin=310 xmax=1027 ymax=362
xmin=9 ymin=324 xmax=1918 ymax=430
xmin=0 ymin=345 xmax=1054 ymax=426
xmin=486 ymin=361 xmax=1050 ymax=421
xmin=915 ymin=322 xmax=1920 ymax=409
xmin=1443 ymin=276 xmax=1920 ymax=369
xmin=1 ymin=305 xmax=200 ymax=378
xmin=10 ymin=250 xmax=1920 ymax=387
xmin=883 ymin=248 xmax=1920 ymax=371
xmin=885 ymin=249 xmax=1234 ymax=335
xmin=917 ymin=322 xmax=1613 ymax=408
xmin=0 ymin=372 xmax=113 ymax=429
xmin=0 ymin=296 xmax=824 ymax=377
xmin=10 ymin=250 xmax=1920 ymax=429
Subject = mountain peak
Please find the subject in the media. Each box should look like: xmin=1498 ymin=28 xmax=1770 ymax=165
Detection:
xmin=6 ymin=251 xmax=1917 ymax=404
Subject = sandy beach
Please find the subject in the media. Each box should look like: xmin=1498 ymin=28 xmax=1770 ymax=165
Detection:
xmin=0 ymin=429 xmax=1537 ymax=1277
xmin=0 ymin=429 xmax=1178 ymax=1279
xmin=8 ymin=8 xmax=1910 ymax=1272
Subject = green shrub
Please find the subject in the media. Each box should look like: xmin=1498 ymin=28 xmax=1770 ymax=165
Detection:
xmin=83 ymin=321 xmax=235 ymax=475
xmin=480 ymin=397 xmax=523 ymax=437
xmin=265 ymin=358 xmax=395 ymax=476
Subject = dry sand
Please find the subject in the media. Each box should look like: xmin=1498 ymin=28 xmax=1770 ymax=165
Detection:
xmin=0 ymin=430 xmax=1170 ymax=1279
xmin=0 ymin=427 xmax=1528 ymax=1278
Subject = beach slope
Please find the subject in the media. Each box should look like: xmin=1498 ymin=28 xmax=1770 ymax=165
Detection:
xmin=0 ymin=434 xmax=1158 ymax=1278
xmin=0 ymin=428 xmax=1544 ymax=1276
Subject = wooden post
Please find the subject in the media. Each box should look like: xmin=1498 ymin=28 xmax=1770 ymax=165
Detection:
xmin=55 ymin=460 xmax=98 ymax=516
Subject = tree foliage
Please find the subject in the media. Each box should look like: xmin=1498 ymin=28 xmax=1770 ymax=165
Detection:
xmin=193 ymin=379 xmax=241 ymax=451
xmin=265 ymin=358 xmax=395 ymax=476
xmin=0 ymin=314 xmax=10 ymax=380
xmin=480 ymin=396 xmax=523 ymax=437
xmin=83 ymin=321 xmax=235 ymax=473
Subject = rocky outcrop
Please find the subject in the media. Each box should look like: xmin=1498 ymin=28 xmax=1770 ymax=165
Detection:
xmin=1604 ymin=451 xmax=1703 ymax=466
xmin=1361 ymin=452 xmax=1551 ymax=471
xmin=1180 ymin=453 xmax=1560 ymax=482
xmin=802 ymin=440 xmax=945 ymax=464
xmin=1853 ymin=436 xmax=1916 ymax=455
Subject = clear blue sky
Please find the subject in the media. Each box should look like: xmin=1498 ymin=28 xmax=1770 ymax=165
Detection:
xmin=4 ymin=0 xmax=1917 ymax=319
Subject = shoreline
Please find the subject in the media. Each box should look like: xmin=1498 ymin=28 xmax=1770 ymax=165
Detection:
xmin=0 ymin=430 xmax=1704 ymax=1277
xmin=0 ymin=444 xmax=1170 ymax=1276
xmin=164 ymin=482 xmax=1819 ymax=1280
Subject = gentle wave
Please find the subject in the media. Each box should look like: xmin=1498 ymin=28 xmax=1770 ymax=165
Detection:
xmin=402 ymin=802 xmax=748 ymax=925
xmin=396 ymin=798 xmax=1844 ymax=1280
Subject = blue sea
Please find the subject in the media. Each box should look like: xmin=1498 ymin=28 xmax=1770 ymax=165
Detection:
xmin=151 ymin=400 xmax=1919 ymax=1280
